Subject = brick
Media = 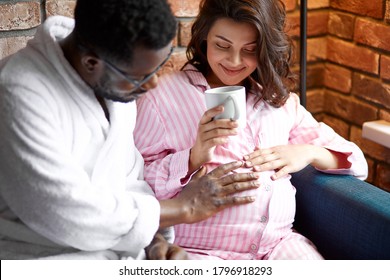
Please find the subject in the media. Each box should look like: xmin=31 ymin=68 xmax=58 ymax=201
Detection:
xmin=327 ymin=37 xmax=379 ymax=75
xmin=322 ymin=114 xmax=350 ymax=139
xmin=0 ymin=3 xmax=41 ymax=31
xmin=46 ymin=0 xmax=76 ymax=18
xmin=379 ymin=109 xmax=390 ymax=122
xmin=285 ymin=11 xmax=300 ymax=38
xmin=307 ymin=63 xmax=325 ymax=88
xmin=171 ymin=35 xmax=178 ymax=48
xmin=0 ymin=36 xmax=32 ymax=59
xmin=328 ymin=11 xmax=355 ymax=40
xmin=365 ymin=157 xmax=375 ymax=183
xmin=307 ymin=37 xmax=327 ymax=62
xmin=289 ymin=65 xmax=299 ymax=90
xmin=354 ymin=18 xmax=390 ymax=52
xmin=306 ymin=0 xmax=330 ymax=10
xmin=168 ymin=0 xmax=200 ymax=17
xmin=324 ymin=63 xmax=352 ymax=93
xmin=352 ymin=73 xmax=390 ymax=110
xmin=178 ymin=20 xmax=193 ymax=47
xmin=282 ymin=0 xmax=297 ymax=12
xmin=307 ymin=11 xmax=328 ymax=36
xmin=290 ymin=39 xmax=300 ymax=65
xmin=312 ymin=112 xmax=325 ymax=123
xmin=386 ymin=0 xmax=390 ymax=23
xmin=376 ymin=163 xmax=390 ymax=192
xmin=330 ymin=0 xmax=383 ymax=19
xmin=306 ymin=89 xmax=325 ymax=114
xmin=325 ymin=90 xmax=378 ymax=126
xmin=160 ymin=49 xmax=187 ymax=75
xmin=381 ymin=55 xmax=390 ymax=81
xmin=351 ymin=126 xmax=390 ymax=164
xmin=287 ymin=10 xmax=329 ymax=38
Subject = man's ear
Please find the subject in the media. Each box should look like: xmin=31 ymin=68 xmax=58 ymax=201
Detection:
xmin=81 ymin=55 xmax=100 ymax=73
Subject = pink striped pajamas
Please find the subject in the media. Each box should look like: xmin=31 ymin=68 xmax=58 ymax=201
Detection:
xmin=134 ymin=65 xmax=368 ymax=260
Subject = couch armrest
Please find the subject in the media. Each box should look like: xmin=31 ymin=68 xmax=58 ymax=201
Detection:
xmin=291 ymin=166 xmax=390 ymax=260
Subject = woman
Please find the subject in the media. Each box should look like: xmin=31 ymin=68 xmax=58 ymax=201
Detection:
xmin=134 ymin=0 xmax=367 ymax=259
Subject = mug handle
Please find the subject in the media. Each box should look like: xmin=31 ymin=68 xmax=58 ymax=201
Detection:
xmin=223 ymin=96 xmax=240 ymax=121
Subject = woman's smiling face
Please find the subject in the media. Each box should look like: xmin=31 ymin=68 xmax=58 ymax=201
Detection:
xmin=206 ymin=17 xmax=258 ymax=87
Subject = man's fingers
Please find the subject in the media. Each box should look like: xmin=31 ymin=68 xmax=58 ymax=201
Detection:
xmin=146 ymin=244 xmax=167 ymax=260
xmin=225 ymin=180 xmax=260 ymax=195
xmin=166 ymin=245 xmax=189 ymax=260
xmin=219 ymin=171 xmax=260 ymax=186
xmin=208 ymin=161 xmax=244 ymax=177
xmin=215 ymin=195 xmax=256 ymax=208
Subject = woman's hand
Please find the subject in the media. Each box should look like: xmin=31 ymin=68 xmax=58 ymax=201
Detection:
xmin=243 ymin=145 xmax=312 ymax=180
xmin=145 ymin=232 xmax=188 ymax=260
xmin=189 ymin=106 xmax=238 ymax=173
xmin=159 ymin=161 xmax=260 ymax=228
xmin=243 ymin=144 xmax=349 ymax=180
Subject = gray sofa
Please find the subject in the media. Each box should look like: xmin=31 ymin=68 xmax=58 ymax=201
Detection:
xmin=291 ymin=166 xmax=390 ymax=260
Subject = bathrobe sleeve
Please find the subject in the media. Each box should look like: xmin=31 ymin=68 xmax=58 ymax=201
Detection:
xmin=0 ymin=80 xmax=160 ymax=254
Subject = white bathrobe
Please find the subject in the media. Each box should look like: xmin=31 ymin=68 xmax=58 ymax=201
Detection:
xmin=0 ymin=16 xmax=161 ymax=259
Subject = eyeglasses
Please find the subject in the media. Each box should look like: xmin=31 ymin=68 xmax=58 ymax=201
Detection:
xmin=102 ymin=47 xmax=173 ymax=93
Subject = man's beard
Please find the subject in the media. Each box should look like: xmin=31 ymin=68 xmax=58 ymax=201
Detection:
xmin=92 ymin=72 xmax=135 ymax=103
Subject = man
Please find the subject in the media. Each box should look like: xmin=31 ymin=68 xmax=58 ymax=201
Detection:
xmin=0 ymin=0 xmax=259 ymax=259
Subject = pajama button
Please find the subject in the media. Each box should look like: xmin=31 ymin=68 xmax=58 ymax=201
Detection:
xmin=251 ymin=244 xmax=257 ymax=250
xmin=265 ymin=184 xmax=271 ymax=191
xmin=260 ymin=216 xmax=267 ymax=223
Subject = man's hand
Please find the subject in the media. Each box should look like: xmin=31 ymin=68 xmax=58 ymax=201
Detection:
xmin=145 ymin=232 xmax=188 ymax=260
xmin=159 ymin=161 xmax=260 ymax=228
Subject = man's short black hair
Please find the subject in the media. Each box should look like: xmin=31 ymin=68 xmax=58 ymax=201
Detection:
xmin=74 ymin=0 xmax=177 ymax=65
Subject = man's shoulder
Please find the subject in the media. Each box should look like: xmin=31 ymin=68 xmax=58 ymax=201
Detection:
xmin=0 ymin=51 xmax=56 ymax=98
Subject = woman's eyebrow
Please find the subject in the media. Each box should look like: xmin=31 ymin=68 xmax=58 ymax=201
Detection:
xmin=215 ymin=35 xmax=233 ymax=43
xmin=215 ymin=35 xmax=257 ymax=45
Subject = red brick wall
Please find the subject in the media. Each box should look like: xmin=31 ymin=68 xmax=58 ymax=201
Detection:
xmin=314 ymin=0 xmax=390 ymax=191
xmin=1 ymin=0 xmax=389 ymax=190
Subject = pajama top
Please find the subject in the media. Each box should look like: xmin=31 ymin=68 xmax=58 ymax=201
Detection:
xmin=134 ymin=64 xmax=368 ymax=259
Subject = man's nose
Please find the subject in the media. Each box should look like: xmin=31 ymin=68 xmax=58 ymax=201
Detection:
xmin=141 ymin=74 xmax=159 ymax=91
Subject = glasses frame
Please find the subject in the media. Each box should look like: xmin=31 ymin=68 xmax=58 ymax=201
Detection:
xmin=102 ymin=47 xmax=174 ymax=93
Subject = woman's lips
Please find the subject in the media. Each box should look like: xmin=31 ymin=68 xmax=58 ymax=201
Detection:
xmin=221 ymin=64 xmax=245 ymax=76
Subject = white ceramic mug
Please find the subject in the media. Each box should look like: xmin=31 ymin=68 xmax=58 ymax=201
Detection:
xmin=204 ymin=85 xmax=246 ymax=128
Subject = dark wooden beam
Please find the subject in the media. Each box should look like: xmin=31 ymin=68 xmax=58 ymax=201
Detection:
xmin=300 ymin=0 xmax=307 ymax=108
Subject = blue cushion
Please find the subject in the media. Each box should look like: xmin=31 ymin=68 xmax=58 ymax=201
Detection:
xmin=291 ymin=166 xmax=390 ymax=260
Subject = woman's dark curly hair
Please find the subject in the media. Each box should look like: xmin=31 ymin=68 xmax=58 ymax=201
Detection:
xmin=74 ymin=0 xmax=177 ymax=66
xmin=185 ymin=0 xmax=295 ymax=108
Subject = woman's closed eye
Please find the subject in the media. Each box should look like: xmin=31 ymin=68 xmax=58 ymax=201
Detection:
xmin=244 ymin=48 xmax=255 ymax=53
xmin=216 ymin=43 xmax=230 ymax=50
xmin=242 ymin=45 xmax=256 ymax=54
xmin=215 ymin=43 xmax=256 ymax=55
